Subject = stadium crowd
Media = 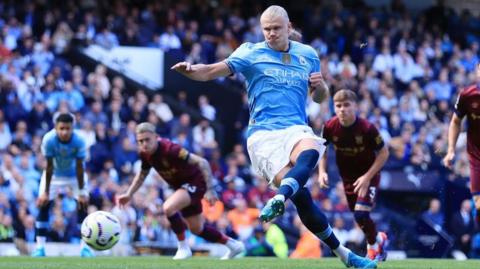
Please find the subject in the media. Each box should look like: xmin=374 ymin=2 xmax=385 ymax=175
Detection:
xmin=0 ymin=0 xmax=479 ymax=258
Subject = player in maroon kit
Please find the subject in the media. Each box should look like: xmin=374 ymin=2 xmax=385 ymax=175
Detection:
xmin=319 ymin=89 xmax=389 ymax=261
xmin=117 ymin=122 xmax=244 ymax=259
xmin=444 ymin=63 xmax=480 ymax=228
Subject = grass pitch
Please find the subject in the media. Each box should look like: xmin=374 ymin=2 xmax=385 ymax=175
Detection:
xmin=0 ymin=256 xmax=479 ymax=269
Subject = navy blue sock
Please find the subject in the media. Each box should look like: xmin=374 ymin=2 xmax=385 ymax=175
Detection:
xmin=291 ymin=188 xmax=340 ymax=249
xmin=354 ymin=210 xmax=377 ymax=245
xmin=35 ymin=201 xmax=52 ymax=238
xmin=77 ymin=206 xmax=88 ymax=234
xmin=278 ymin=149 xmax=319 ymax=200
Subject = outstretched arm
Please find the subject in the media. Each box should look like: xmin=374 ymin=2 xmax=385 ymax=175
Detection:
xmin=171 ymin=61 xmax=232 ymax=82
xmin=126 ymin=169 xmax=150 ymax=197
xmin=117 ymin=168 xmax=150 ymax=208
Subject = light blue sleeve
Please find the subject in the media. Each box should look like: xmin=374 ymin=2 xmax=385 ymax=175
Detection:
xmin=225 ymin=42 xmax=254 ymax=74
xmin=308 ymin=46 xmax=321 ymax=73
xmin=41 ymin=134 xmax=54 ymax=158
xmin=311 ymin=56 xmax=320 ymax=73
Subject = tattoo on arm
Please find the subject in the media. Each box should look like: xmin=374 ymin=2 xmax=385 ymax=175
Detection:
xmin=189 ymin=154 xmax=214 ymax=189
xmin=127 ymin=169 xmax=149 ymax=197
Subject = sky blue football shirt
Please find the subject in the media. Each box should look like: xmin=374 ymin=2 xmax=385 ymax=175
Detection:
xmin=225 ymin=40 xmax=320 ymax=137
xmin=41 ymin=129 xmax=87 ymax=178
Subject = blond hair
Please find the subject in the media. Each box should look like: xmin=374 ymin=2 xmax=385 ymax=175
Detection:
xmin=333 ymin=89 xmax=357 ymax=103
xmin=135 ymin=122 xmax=156 ymax=134
xmin=261 ymin=5 xmax=289 ymax=22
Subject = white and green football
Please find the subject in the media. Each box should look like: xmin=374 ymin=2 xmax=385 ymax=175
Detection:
xmin=81 ymin=211 xmax=121 ymax=251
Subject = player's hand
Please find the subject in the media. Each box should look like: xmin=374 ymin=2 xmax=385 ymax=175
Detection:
xmin=204 ymin=189 xmax=218 ymax=206
xmin=171 ymin=61 xmax=193 ymax=74
xmin=309 ymin=72 xmax=326 ymax=89
xmin=36 ymin=193 xmax=49 ymax=207
xmin=442 ymin=151 xmax=455 ymax=169
xmin=318 ymin=171 xmax=329 ymax=189
xmin=309 ymin=72 xmax=328 ymax=103
xmin=116 ymin=193 xmax=132 ymax=209
xmin=78 ymin=194 xmax=88 ymax=211
xmin=353 ymin=175 xmax=371 ymax=198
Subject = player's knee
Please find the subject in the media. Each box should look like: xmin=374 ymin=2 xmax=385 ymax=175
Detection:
xmin=163 ymin=204 xmax=176 ymax=217
xmin=474 ymin=196 xmax=480 ymax=210
xmin=353 ymin=210 xmax=370 ymax=224
xmin=189 ymin=223 xmax=203 ymax=235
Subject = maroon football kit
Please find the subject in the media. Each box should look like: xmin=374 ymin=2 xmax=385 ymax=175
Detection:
xmin=140 ymin=138 xmax=206 ymax=217
xmin=323 ymin=117 xmax=385 ymax=210
xmin=455 ymin=85 xmax=480 ymax=196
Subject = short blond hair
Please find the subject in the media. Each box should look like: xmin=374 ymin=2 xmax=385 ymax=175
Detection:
xmin=333 ymin=89 xmax=357 ymax=103
xmin=261 ymin=5 xmax=289 ymax=22
xmin=135 ymin=122 xmax=156 ymax=134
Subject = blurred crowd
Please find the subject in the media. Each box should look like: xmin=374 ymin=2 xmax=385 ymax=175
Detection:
xmin=0 ymin=0 xmax=480 ymax=258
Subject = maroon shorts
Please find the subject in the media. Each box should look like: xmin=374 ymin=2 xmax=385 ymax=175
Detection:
xmin=469 ymin=156 xmax=480 ymax=196
xmin=343 ymin=175 xmax=380 ymax=212
xmin=178 ymin=175 xmax=207 ymax=218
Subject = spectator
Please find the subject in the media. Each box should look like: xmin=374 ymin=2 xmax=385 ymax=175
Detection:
xmin=158 ymin=25 xmax=181 ymax=51
xmin=422 ymin=198 xmax=444 ymax=229
xmin=450 ymin=199 xmax=476 ymax=256
xmin=198 ymin=95 xmax=216 ymax=121
xmin=94 ymin=26 xmax=119 ymax=50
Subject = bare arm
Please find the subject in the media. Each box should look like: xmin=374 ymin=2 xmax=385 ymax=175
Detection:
xmin=126 ymin=169 xmax=150 ymax=197
xmin=443 ymin=113 xmax=463 ymax=169
xmin=76 ymin=158 xmax=85 ymax=190
xmin=309 ymin=73 xmax=330 ymax=103
xmin=188 ymin=153 xmax=214 ymax=190
xmin=353 ymin=145 xmax=389 ymax=197
xmin=171 ymin=61 xmax=232 ymax=82
xmin=446 ymin=113 xmax=462 ymax=155
xmin=362 ymin=146 xmax=389 ymax=180
xmin=44 ymin=158 xmax=54 ymax=195
xmin=318 ymin=149 xmax=329 ymax=188
xmin=319 ymin=149 xmax=328 ymax=174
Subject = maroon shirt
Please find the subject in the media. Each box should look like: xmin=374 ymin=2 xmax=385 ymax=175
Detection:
xmin=140 ymin=138 xmax=203 ymax=188
xmin=455 ymin=85 xmax=480 ymax=160
xmin=323 ymin=116 xmax=384 ymax=183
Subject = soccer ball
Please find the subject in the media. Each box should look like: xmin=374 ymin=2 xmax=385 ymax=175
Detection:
xmin=81 ymin=211 xmax=121 ymax=251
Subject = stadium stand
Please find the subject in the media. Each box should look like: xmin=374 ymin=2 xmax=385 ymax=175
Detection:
xmin=0 ymin=0 xmax=479 ymax=259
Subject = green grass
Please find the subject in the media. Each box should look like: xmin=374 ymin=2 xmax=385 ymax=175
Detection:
xmin=0 ymin=257 xmax=479 ymax=269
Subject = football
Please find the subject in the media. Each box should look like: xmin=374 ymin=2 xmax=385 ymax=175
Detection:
xmin=81 ymin=211 xmax=121 ymax=251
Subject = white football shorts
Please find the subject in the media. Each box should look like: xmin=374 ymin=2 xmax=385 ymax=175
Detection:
xmin=39 ymin=171 xmax=89 ymax=200
xmin=247 ymin=125 xmax=326 ymax=185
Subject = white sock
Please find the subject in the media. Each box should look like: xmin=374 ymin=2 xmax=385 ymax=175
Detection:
xmin=80 ymin=240 xmax=88 ymax=249
xmin=178 ymin=240 xmax=190 ymax=249
xmin=376 ymin=233 xmax=383 ymax=243
xmin=225 ymin=237 xmax=237 ymax=248
xmin=36 ymin=236 xmax=46 ymax=249
xmin=367 ymin=242 xmax=379 ymax=250
xmin=333 ymin=245 xmax=351 ymax=263
xmin=273 ymin=194 xmax=285 ymax=202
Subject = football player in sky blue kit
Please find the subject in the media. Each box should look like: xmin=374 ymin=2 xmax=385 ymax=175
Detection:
xmin=172 ymin=5 xmax=376 ymax=268
xmin=32 ymin=113 xmax=94 ymax=257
